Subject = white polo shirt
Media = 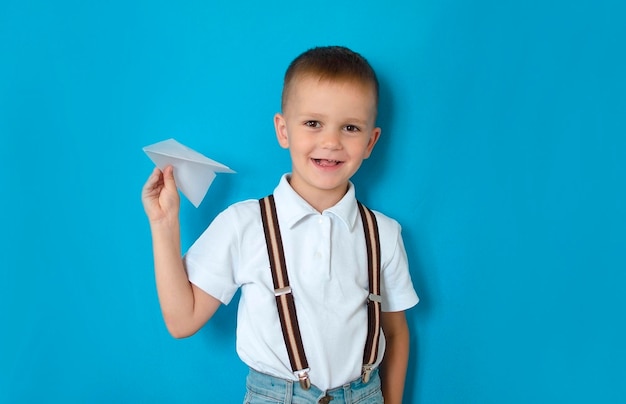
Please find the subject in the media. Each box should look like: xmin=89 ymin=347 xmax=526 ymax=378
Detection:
xmin=184 ymin=175 xmax=418 ymax=390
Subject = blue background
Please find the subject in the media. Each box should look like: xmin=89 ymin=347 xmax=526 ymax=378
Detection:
xmin=1 ymin=0 xmax=625 ymax=402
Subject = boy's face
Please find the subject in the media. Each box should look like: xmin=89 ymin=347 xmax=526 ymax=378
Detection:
xmin=274 ymin=76 xmax=381 ymax=209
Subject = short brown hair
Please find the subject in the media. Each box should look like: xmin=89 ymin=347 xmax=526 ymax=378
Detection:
xmin=281 ymin=46 xmax=379 ymax=112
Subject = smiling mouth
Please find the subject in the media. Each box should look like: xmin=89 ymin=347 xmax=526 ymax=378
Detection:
xmin=313 ymin=158 xmax=342 ymax=167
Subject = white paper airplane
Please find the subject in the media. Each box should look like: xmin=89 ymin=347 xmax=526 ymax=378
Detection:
xmin=143 ymin=138 xmax=235 ymax=207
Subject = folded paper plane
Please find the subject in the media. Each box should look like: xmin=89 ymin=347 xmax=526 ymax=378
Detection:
xmin=143 ymin=138 xmax=235 ymax=207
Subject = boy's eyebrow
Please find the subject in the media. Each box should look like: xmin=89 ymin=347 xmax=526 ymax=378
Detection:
xmin=344 ymin=117 xmax=369 ymax=125
xmin=296 ymin=112 xmax=326 ymax=120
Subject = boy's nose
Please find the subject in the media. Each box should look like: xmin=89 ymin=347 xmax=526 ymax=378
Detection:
xmin=319 ymin=130 xmax=342 ymax=149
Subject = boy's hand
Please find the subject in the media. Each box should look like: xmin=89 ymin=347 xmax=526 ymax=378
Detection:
xmin=142 ymin=165 xmax=180 ymax=224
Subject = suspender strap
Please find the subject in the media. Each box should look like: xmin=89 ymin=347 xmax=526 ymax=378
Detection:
xmin=259 ymin=195 xmax=311 ymax=390
xmin=357 ymin=202 xmax=382 ymax=383
xmin=258 ymin=195 xmax=382 ymax=388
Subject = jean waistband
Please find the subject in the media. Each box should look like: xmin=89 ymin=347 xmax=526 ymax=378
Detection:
xmin=246 ymin=367 xmax=382 ymax=403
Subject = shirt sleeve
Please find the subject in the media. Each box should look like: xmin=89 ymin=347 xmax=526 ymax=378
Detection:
xmin=378 ymin=217 xmax=419 ymax=312
xmin=183 ymin=207 xmax=241 ymax=305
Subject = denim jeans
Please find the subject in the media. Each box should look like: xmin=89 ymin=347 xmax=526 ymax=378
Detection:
xmin=243 ymin=368 xmax=384 ymax=404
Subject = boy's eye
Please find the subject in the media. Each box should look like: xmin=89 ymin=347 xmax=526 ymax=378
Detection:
xmin=304 ymin=121 xmax=321 ymax=128
xmin=344 ymin=125 xmax=360 ymax=132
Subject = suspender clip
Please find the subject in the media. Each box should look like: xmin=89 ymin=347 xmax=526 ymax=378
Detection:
xmin=274 ymin=286 xmax=292 ymax=297
xmin=361 ymin=364 xmax=374 ymax=383
xmin=368 ymin=293 xmax=382 ymax=303
xmin=296 ymin=369 xmax=311 ymax=390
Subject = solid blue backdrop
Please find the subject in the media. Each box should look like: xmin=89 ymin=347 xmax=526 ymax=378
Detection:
xmin=1 ymin=0 xmax=625 ymax=403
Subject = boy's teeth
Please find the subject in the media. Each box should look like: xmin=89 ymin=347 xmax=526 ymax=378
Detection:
xmin=315 ymin=159 xmax=339 ymax=166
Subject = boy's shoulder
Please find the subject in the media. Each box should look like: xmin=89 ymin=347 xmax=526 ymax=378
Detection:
xmin=219 ymin=195 xmax=285 ymax=223
xmin=221 ymin=198 xmax=262 ymax=217
xmin=366 ymin=206 xmax=402 ymax=235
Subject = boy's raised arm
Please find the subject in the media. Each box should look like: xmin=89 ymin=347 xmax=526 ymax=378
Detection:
xmin=142 ymin=166 xmax=221 ymax=338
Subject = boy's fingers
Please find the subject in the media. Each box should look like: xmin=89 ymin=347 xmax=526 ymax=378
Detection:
xmin=143 ymin=168 xmax=162 ymax=192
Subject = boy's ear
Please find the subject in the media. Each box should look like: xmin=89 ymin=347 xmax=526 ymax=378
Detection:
xmin=364 ymin=127 xmax=382 ymax=159
xmin=274 ymin=113 xmax=289 ymax=149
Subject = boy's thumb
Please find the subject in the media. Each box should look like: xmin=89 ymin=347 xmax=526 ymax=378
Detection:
xmin=163 ymin=165 xmax=177 ymax=188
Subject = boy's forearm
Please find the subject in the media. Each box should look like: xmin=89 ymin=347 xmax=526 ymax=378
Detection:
xmin=380 ymin=312 xmax=410 ymax=404
xmin=150 ymin=220 xmax=196 ymax=337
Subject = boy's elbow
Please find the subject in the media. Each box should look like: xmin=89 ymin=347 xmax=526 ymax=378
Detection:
xmin=163 ymin=317 xmax=199 ymax=339
xmin=161 ymin=293 xmax=219 ymax=339
xmin=168 ymin=326 xmax=194 ymax=339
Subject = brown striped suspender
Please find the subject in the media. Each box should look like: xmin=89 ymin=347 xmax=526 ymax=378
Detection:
xmin=357 ymin=201 xmax=382 ymax=384
xmin=259 ymin=195 xmax=382 ymax=390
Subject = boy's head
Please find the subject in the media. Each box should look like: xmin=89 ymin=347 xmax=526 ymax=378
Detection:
xmin=274 ymin=46 xmax=382 ymax=211
xmin=281 ymin=46 xmax=379 ymax=116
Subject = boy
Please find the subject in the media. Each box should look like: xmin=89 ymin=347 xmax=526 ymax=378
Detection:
xmin=142 ymin=46 xmax=418 ymax=403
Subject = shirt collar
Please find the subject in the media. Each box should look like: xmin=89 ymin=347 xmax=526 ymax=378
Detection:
xmin=273 ymin=174 xmax=359 ymax=231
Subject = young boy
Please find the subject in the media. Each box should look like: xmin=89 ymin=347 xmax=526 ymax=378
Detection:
xmin=142 ymin=46 xmax=418 ymax=403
